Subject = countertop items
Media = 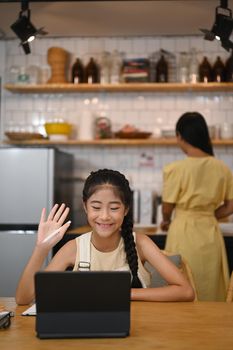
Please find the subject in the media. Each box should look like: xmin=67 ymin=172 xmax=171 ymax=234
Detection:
xmin=47 ymin=47 xmax=69 ymax=84
xmin=4 ymin=132 xmax=45 ymax=141
xmin=67 ymin=224 xmax=157 ymax=236
xmin=1 ymin=297 xmax=233 ymax=349
xmin=44 ymin=121 xmax=73 ymax=141
xmin=115 ymin=124 xmax=152 ymax=139
xmin=67 ymin=224 xmax=233 ymax=237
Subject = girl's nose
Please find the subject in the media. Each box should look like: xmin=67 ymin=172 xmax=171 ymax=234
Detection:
xmin=99 ymin=208 xmax=110 ymax=220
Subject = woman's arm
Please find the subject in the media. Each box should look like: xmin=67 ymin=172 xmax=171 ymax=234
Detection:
xmin=15 ymin=204 xmax=71 ymax=305
xmin=131 ymin=234 xmax=195 ymax=302
xmin=160 ymin=202 xmax=175 ymax=231
xmin=215 ymin=199 xmax=233 ymax=220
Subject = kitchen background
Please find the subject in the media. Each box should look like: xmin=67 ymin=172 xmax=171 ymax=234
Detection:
xmin=1 ymin=0 xmax=233 ymax=295
xmin=1 ymin=34 xmax=233 ymax=225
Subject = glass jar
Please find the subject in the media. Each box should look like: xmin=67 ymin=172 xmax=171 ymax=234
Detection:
xmin=110 ymin=50 xmax=122 ymax=84
xmin=189 ymin=48 xmax=199 ymax=83
xmin=99 ymin=51 xmax=111 ymax=84
xmin=177 ymin=52 xmax=189 ymax=83
xmin=94 ymin=116 xmax=112 ymax=139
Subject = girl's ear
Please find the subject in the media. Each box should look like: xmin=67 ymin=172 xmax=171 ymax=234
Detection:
xmin=124 ymin=207 xmax=129 ymax=216
xmin=83 ymin=201 xmax=87 ymax=214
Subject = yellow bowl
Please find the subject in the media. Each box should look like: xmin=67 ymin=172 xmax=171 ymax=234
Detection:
xmin=44 ymin=122 xmax=72 ymax=135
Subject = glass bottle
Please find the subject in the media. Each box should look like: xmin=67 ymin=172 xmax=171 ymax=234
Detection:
xmin=85 ymin=57 xmax=100 ymax=84
xmin=156 ymin=54 xmax=168 ymax=82
xmin=149 ymin=52 xmax=157 ymax=82
xmin=189 ymin=48 xmax=199 ymax=83
xmin=177 ymin=52 xmax=189 ymax=83
xmin=199 ymin=56 xmax=212 ymax=83
xmin=99 ymin=51 xmax=111 ymax=84
xmin=72 ymin=58 xmax=84 ymax=84
xmin=110 ymin=50 xmax=122 ymax=84
xmin=212 ymin=56 xmax=225 ymax=82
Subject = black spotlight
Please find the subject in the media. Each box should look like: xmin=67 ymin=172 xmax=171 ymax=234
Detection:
xmin=11 ymin=1 xmax=47 ymax=54
xmin=200 ymin=0 xmax=233 ymax=51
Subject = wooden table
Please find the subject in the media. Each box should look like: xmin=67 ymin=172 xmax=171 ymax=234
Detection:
xmin=1 ymin=298 xmax=233 ymax=350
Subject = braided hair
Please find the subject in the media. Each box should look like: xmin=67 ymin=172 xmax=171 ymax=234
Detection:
xmin=83 ymin=169 xmax=142 ymax=288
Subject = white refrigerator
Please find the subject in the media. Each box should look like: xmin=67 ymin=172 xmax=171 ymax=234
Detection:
xmin=0 ymin=147 xmax=74 ymax=296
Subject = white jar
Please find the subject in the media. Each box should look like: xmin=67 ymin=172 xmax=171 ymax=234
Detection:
xmin=78 ymin=108 xmax=93 ymax=140
xmin=220 ymin=123 xmax=233 ymax=139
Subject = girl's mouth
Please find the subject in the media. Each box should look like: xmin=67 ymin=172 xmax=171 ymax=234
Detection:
xmin=96 ymin=223 xmax=113 ymax=229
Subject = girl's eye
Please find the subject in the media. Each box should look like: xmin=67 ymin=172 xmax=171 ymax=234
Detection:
xmin=111 ymin=207 xmax=120 ymax=211
xmin=92 ymin=206 xmax=101 ymax=210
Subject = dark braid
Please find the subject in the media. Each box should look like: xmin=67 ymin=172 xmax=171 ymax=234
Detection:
xmin=83 ymin=169 xmax=142 ymax=288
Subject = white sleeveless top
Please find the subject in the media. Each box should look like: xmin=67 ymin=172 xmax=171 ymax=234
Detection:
xmin=73 ymin=231 xmax=151 ymax=288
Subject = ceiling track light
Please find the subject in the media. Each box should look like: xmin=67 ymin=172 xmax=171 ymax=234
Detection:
xmin=200 ymin=0 xmax=233 ymax=52
xmin=10 ymin=0 xmax=48 ymax=55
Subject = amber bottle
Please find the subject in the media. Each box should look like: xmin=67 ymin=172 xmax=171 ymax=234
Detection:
xmin=72 ymin=58 xmax=84 ymax=84
xmin=199 ymin=56 xmax=212 ymax=83
xmin=85 ymin=57 xmax=100 ymax=84
xmin=156 ymin=54 xmax=168 ymax=82
xmin=212 ymin=56 xmax=225 ymax=82
xmin=225 ymin=51 xmax=233 ymax=82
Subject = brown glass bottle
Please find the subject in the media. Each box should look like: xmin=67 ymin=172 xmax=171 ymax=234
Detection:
xmin=156 ymin=54 xmax=168 ymax=82
xmin=225 ymin=51 xmax=233 ymax=82
xmin=72 ymin=58 xmax=84 ymax=84
xmin=199 ymin=56 xmax=212 ymax=83
xmin=85 ymin=57 xmax=100 ymax=84
xmin=212 ymin=56 xmax=225 ymax=82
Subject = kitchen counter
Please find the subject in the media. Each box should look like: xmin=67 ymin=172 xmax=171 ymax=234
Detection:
xmin=64 ymin=224 xmax=233 ymax=272
xmin=67 ymin=224 xmax=158 ymax=236
xmin=67 ymin=223 xmax=233 ymax=237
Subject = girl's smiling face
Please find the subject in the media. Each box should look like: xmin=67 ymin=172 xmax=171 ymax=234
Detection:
xmin=84 ymin=185 xmax=128 ymax=239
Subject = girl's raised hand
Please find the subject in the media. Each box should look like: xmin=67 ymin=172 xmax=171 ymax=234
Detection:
xmin=37 ymin=203 xmax=71 ymax=247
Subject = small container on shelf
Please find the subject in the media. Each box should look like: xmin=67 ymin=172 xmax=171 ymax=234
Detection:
xmin=94 ymin=116 xmax=112 ymax=139
xmin=199 ymin=56 xmax=212 ymax=83
xmin=188 ymin=48 xmax=199 ymax=84
xmin=110 ymin=50 xmax=122 ymax=84
xmin=72 ymin=58 xmax=85 ymax=84
xmin=85 ymin=57 xmax=100 ymax=84
xmin=177 ymin=52 xmax=189 ymax=83
xmin=156 ymin=54 xmax=168 ymax=82
xmin=99 ymin=51 xmax=111 ymax=84
xmin=212 ymin=56 xmax=225 ymax=82
xmin=47 ymin=46 xmax=69 ymax=84
xmin=44 ymin=119 xmax=73 ymax=141
xmin=225 ymin=51 xmax=233 ymax=82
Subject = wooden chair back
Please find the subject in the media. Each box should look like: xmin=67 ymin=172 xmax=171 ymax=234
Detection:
xmin=226 ymin=271 xmax=233 ymax=302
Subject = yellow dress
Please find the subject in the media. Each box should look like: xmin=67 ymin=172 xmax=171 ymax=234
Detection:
xmin=163 ymin=156 xmax=233 ymax=301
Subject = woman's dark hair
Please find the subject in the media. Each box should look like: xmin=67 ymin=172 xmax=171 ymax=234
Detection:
xmin=176 ymin=112 xmax=214 ymax=156
xmin=83 ymin=169 xmax=142 ymax=288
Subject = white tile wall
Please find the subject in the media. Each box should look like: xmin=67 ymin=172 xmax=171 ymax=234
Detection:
xmin=1 ymin=35 xmax=233 ymax=192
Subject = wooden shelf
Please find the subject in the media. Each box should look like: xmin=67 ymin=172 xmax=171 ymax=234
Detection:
xmin=4 ymin=82 xmax=233 ymax=94
xmin=3 ymin=138 xmax=233 ymax=147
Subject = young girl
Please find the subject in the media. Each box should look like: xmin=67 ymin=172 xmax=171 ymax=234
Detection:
xmin=16 ymin=169 xmax=194 ymax=305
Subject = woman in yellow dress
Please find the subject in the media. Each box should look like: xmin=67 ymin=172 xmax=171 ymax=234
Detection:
xmin=161 ymin=112 xmax=233 ymax=301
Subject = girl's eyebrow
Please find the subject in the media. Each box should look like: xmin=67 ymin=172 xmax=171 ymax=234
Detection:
xmin=90 ymin=200 xmax=122 ymax=205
